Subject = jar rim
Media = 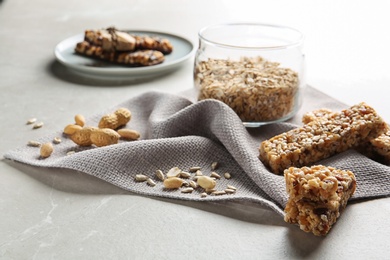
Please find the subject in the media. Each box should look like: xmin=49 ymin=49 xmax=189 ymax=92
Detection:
xmin=198 ymin=23 xmax=304 ymax=50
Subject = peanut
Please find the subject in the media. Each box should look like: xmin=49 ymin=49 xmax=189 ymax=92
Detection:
xmin=197 ymin=176 xmax=216 ymax=190
xmin=98 ymin=108 xmax=131 ymax=130
xmin=64 ymin=124 xmax=83 ymax=135
xmin=40 ymin=142 xmax=53 ymax=158
xmin=75 ymin=114 xmax=86 ymax=127
xmin=117 ymin=129 xmax=140 ymax=140
xmin=69 ymin=126 xmax=97 ymax=146
xmin=98 ymin=114 xmax=119 ymax=129
xmin=166 ymin=167 xmax=181 ymax=178
xmin=90 ymin=128 xmax=120 ymax=147
xmin=115 ymin=108 xmax=131 ymax=125
xmin=163 ymin=177 xmax=185 ymax=189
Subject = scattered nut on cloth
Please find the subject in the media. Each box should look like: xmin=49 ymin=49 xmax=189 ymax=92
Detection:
xmin=3 ymin=86 xmax=390 ymax=216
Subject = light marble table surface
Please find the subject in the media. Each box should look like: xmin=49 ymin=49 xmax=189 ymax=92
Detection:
xmin=1 ymin=0 xmax=389 ymax=259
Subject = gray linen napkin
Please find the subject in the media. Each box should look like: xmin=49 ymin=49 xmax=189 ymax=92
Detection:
xmin=4 ymin=86 xmax=390 ymax=216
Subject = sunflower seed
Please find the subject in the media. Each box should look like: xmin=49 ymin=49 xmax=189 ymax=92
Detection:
xmin=212 ymin=190 xmax=226 ymax=196
xmin=225 ymin=188 xmax=236 ymax=194
xmin=26 ymin=118 xmax=37 ymax=125
xmin=227 ymin=185 xmax=237 ymax=190
xmin=147 ymin=178 xmax=156 ymax=187
xmin=210 ymin=172 xmax=221 ymax=179
xmin=224 ymin=172 xmax=232 ymax=179
xmin=189 ymin=180 xmax=198 ymax=189
xmin=53 ymin=137 xmax=62 ymax=144
xmin=205 ymin=188 xmax=216 ymax=193
xmin=156 ymin=170 xmax=165 ymax=181
xmin=32 ymin=122 xmax=44 ymax=129
xmin=189 ymin=166 xmax=201 ymax=172
xmin=180 ymin=171 xmax=191 ymax=178
xmin=135 ymin=174 xmax=148 ymax=182
xmin=200 ymin=192 xmax=208 ymax=198
xmin=27 ymin=140 xmax=41 ymax=147
xmin=211 ymin=162 xmax=219 ymax=170
xmin=195 ymin=170 xmax=203 ymax=176
xmin=181 ymin=187 xmax=194 ymax=193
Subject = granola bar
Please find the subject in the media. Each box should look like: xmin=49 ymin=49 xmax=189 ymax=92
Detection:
xmin=370 ymin=130 xmax=390 ymax=164
xmin=75 ymin=41 xmax=165 ymax=67
xmin=284 ymin=165 xmax=356 ymax=236
xmin=301 ymin=108 xmax=334 ymax=124
xmin=302 ymin=108 xmax=390 ymax=165
xmin=84 ymin=28 xmax=173 ymax=54
xmin=259 ymin=102 xmax=387 ymax=174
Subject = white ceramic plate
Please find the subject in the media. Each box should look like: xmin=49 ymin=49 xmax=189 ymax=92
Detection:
xmin=54 ymin=30 xmax=195 ymax=80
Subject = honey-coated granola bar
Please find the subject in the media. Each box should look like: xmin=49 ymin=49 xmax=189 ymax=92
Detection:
xmin=284 ymin=165 xmax=356 ymax=236
xmin=259 ymin=102 xmax=387 ymax=174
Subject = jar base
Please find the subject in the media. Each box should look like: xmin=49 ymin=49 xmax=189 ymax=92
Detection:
xmin=242 ymin=109 xmax=298 ymax=127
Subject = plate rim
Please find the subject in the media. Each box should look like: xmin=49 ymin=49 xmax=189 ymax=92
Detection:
xmin=54 ymin=29 xmax=196 ymax=78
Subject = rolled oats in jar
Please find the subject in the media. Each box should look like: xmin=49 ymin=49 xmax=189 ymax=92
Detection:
xmin=194 ymin=23 xmax=305 ymax=127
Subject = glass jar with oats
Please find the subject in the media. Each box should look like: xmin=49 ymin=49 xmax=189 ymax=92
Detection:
xmin=194 ymin=23 xmax=305 ymax=127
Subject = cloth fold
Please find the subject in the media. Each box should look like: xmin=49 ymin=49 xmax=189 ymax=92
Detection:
xmin=4 ymin=86 xmax=390 ymax=216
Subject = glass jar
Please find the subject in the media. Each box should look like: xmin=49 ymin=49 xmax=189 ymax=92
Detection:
xmin=194 ymin=23 xmax=305 ymax=127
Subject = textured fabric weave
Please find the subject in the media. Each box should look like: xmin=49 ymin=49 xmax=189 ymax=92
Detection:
xmin=4 ymin=86 xmax=390 ymax=216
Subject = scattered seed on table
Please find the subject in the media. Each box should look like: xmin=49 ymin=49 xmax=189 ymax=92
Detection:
xmin=26 ymin=118 xmax=37 ymax=125
xmin=200 ymin=192 xmax=207 ymax=198
xmin=32 ymin=122 xmax=44 ymax=129
xmin=66 ymin=151 xmax=75 ymax=156
xmin=27 ymin=140 xmax=41 ymax=147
